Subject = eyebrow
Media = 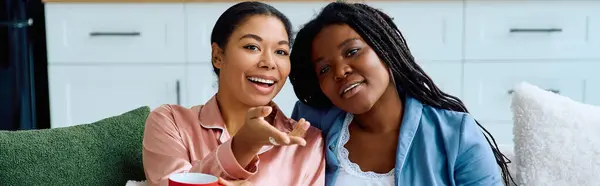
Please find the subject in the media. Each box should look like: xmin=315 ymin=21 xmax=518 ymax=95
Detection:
xmin=313 ymin=37 xmax=361 ymax=64
xmin=240 ymin=34 xmax=262 ymax=42
xmin=337 ymin=38 xmax=360 ymax=49
xmin=239 ymin=34 xmax=289 ymax=45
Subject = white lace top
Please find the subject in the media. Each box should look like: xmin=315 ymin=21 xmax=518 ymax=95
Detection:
xmin=333 ymin=113 xmax=395 ymax=186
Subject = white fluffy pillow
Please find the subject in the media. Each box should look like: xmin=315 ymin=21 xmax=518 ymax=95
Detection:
xmin=511 ymin=82 xmax=600 ymax=186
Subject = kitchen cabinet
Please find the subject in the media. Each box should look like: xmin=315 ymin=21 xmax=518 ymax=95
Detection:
xmin=185 ymin=3 xmax=235 ymax=64
xmin=48 ymin=65 xmax=186 ymax=128
xmin=462 ymin=61 xmax=600 ymax=123
xmin=419 ymin=62 xmax=463 ymax=99
xmin=585 ymin=80 xmax=600 ymax=106
xmin=464 ymin=1 xmax=600 ymax=60
xmin=270 ymin=2 xmax=328 ymax=32
xmin=369 ymin=1 xmax=464 ymax=62
xmin=184 ymin=63 xmax=218 ymax=108
xmin=186 ymin=2 xmax=328 ymax=63
xmin=43 ymin=1 xmax=600 ymax=148
xmin=45 ymin=3 xmax=186 ymax=64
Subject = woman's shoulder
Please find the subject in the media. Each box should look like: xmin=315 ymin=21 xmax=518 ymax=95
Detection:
xmin=420 ymin=105 xmax=475 ymax=129
xmin=146 ymin=104 xmax=204 ymax=129
xmin=149 ymin=104 xmax=203 ymax=118
xmin=418 ymin=104 xmax=480 ymax=142
xmin=291 ymin=101 xmax=345 ymax=131
xmin=419 ymin=104 xmax=485 ymax=150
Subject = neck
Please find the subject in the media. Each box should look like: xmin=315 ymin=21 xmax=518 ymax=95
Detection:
xmin=354 ymin=83 xmax=404 ymax=134
xmin=216 ymin=91 xmax=250 ymax=136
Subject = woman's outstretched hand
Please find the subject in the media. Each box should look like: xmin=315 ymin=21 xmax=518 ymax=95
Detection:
xmin=234 ymin=106 xmax=310 ymax=148
xmin=218 ymin=177 xmax=253 ymax=186
xmin=231 ymin=106 xmax=311 ymax=167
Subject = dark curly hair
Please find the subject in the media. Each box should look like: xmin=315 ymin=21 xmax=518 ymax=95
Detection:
xmin=289 ymin=2 xmax=514 ymax=185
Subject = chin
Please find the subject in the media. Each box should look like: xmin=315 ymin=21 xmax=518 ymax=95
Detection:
xmin=336 ymin=99 xmax=375 ymax=115
xmin=238 ymin=84 xmax=281 ymax=106
xmin=241 ymin=94 xmax=275 ymax=106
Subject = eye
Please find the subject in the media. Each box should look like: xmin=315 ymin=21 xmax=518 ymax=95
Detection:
xmin=275 ymin=49 xmax=289 ymax=56
xmin=345 ymin=48 xmax=359 ymax=57
xmin=243 ymin=45 xmax=260 ymax=51
xmin=319 ymin=65 xmax=330 ymax=75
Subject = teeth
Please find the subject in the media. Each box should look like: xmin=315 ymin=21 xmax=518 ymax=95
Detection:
xmin=343 ymin=82 xmax=361 ymax=93
xmin=248 ymin=77 xmax=275 ymax=84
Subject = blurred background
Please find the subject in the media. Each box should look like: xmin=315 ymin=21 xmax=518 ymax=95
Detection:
xmin=2 ymin=0 xmax=600 ymax=149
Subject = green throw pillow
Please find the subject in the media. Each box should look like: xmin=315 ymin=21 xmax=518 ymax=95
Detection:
xmin=0 ymin=106 xmax=150 ymax=186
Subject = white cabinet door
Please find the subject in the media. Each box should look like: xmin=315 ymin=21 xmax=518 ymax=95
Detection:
xmin=463 ymin=62 xmax=600 ymax=146
xmin=48 ymin=65 xmax=186 ymax=128
xmin=368 ymin=1 xmax=464 ymax=62
xmin=464 ymin=1 xmax=600 ymax=60
xmin=585 ymin=80 xmax=600 ymax=106
xmin=185 ymin=64 xmax=219 ymax=107
xmin=185 ymin=3 xmax=236 ymax=64
xmin=418 ymin=62 xmax=463 ymax=99
xmin=185 ymin=2 xmax=327 ymax=63
xmin=45 ymin=3 xmax=186 ymax=64
xmin=270 ymin=2 xmax=327 ymax=32
xmin=461 ymin=62 xmax=600 ymax=123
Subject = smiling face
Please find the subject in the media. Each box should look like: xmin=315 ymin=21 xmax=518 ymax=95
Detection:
xmin=213 ymin=15 xmax=291 ymax=106
xmin=311 ymin=24 xmax=392 ymax=114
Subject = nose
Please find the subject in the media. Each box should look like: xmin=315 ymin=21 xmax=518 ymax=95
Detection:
xmin=334 ymin=64 xmax=352 ymax=81
xmin=257 ymin=52 xmax=276 ymax=70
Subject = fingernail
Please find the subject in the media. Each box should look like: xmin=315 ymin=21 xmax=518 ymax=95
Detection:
xmin=303 ymin=122 xmax=310 ymax=129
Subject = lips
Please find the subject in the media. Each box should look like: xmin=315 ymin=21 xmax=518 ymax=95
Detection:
xmin=339 ymin=80 xmax=365 ymax=96
xmin=246 ymin=74 xmax=279 ymax=95
xmin=247 ymin=76 xmax=276 ymax=86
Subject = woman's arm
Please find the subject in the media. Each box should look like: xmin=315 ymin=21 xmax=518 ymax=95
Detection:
xmin=142 ymin=105 xmax=258 ymax=186
xmin=454 ymin=114 xmax=503 ymax=186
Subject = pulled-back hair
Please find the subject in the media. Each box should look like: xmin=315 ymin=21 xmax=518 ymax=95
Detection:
xmin=289 ymin=2 xmax=514 ymax=185
xmin=210 ymin=1 xmax=293 ymax=76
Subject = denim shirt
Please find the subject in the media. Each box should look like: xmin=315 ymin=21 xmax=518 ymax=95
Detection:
xmin=291 ymin=96 xmax=503 ymax=186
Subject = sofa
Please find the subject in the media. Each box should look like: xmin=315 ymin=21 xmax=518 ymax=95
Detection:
xmin=0 ymin=106 xmax=150 ymax=186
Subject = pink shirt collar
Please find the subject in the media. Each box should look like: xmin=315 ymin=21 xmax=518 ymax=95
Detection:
xmin=196 ymin=96 xmax=296 ymax=148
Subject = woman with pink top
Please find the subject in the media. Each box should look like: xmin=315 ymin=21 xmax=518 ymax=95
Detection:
xmin=142 ymin=2 xmax=325 ymax=186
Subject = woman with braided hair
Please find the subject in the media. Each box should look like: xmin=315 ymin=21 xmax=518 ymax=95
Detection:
xmin=290 ymin=2 xmax=513 ymax=186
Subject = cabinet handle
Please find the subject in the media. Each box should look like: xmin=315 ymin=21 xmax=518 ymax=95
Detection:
xmin=89 ymin=32 xmax=141 ymax=37
xmin=509 ymin=28 xmax=563 ymax=33
xmin=508 ymin=89 xmax=560 ymax=94
xmin=176 ymin=80 xmax=181 ymax=105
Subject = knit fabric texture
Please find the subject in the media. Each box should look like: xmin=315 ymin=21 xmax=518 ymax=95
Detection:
xmin=0 ymin=106 xmax=150 ymax=186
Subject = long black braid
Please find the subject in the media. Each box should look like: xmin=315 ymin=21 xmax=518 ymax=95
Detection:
xmin=289 ymin=2 xmax=515 ymax=185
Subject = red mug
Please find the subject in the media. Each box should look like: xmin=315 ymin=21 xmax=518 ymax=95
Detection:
xmin=168 ymin=173 xmax=223 ymax=186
